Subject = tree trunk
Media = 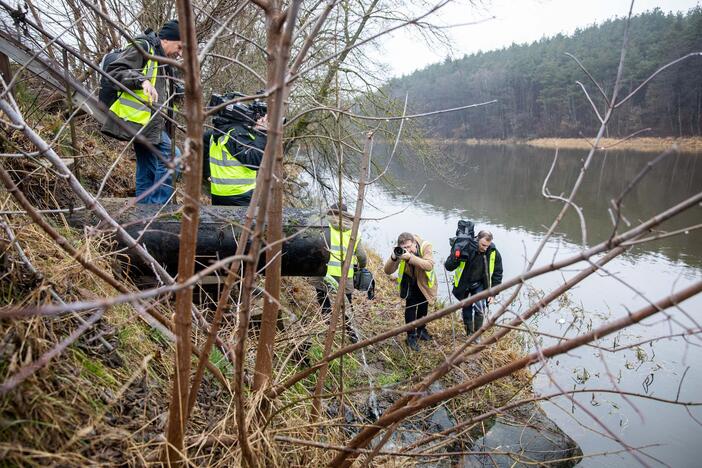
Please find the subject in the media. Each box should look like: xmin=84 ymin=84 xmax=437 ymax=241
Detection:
xmin=67 ymin=200 xmax=332 ymax=277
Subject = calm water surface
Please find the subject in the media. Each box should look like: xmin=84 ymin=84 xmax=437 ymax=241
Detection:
xmin=358 ymin=143 xmax=702 ymax=467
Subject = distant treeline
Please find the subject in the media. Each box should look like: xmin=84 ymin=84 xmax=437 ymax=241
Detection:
xmin=386 ymin=8 xmax=702 ymax=139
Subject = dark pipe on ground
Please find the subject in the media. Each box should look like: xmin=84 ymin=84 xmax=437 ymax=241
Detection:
xmin=68 ymin=199 xmax=330 ymax=278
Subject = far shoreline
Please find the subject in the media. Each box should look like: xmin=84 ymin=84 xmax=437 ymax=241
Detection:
xmin=435 ymin=137 xmax=702 ymax=154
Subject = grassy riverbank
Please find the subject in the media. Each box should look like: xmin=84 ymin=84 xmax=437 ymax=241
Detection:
xmin=0 ymin=196 xmax=532 ymax=465
xmin=456 ymin=136 xmax=702 ymax=153
xmin=0 ymin=87 xmax=534 ymax=464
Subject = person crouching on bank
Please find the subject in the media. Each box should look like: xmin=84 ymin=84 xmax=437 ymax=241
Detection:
xmin=310 ymin=202 xmax=367 ymax=343
xmin=384 ymin=232 xmax=437 ymax=352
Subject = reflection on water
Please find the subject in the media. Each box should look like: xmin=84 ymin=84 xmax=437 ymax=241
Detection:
xmin=360 ymin=143 xmax=702 ymax=467
xmin=377 ymin=142 xmax=702 ymax=268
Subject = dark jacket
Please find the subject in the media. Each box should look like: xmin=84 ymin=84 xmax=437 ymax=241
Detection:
xmin=445 ymin=243 xmax=503 ymax=300
xmin=101 ymin=32 xmax=173 ymax=144
xmin=202 ymin=121 xmax=267 ymax=182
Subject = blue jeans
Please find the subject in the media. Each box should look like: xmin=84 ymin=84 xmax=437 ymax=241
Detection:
xmin=134 ymin=131 xmax=180 ymax=204
xmin=461 ymin=281 xmax=487 ymax=334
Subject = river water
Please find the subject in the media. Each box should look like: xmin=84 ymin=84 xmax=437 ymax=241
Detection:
xmin=352 ymin=143 xmax=702 ymax=466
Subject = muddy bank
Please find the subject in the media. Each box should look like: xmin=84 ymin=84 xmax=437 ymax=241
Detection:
xmin=429 ymin=137 xmax=702 ymax=153
xmin=334 ymin=249 xmax=582 ymax=467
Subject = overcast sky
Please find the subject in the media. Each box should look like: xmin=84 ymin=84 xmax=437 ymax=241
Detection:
xmin=381 ymin=0 xmax=701 ymax=77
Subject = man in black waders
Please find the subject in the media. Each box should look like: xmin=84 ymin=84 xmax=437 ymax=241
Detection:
xmin=102 ymin=20 xmax=183 ymax=204
xmin=445 ymin=227 xmax=503 ymax=340
xmin=311 ymin=203 xmax=367 ymax=343
xmin=204 ymin=94 xmax=268 ymax=206
xmin=384 ymin=232 xmax=437 ymax=352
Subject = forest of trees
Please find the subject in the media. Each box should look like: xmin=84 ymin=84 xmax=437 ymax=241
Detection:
xmin=386 ymin=8 xmax=702 ymax=139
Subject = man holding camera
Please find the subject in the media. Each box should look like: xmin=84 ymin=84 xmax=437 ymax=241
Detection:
xmin=384 ymin=232 xmax=437 ymax=352
xmin=204 ymin=96 xmax=268 ymax=206
xmin=310 ymin=202 xmax=367 ymax=343
xmin=102 ymin=20 xmax=183 ymax=204
xmin=445 ymin=229 xmax=503 ymax=339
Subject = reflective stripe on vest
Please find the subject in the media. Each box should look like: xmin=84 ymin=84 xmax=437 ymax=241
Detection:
xmin=454 ymin=250 xmax=496 ymax=288
xmin=326 ymin=224 xmax=359 ymax=278
xmin=209 ymin=132 xmax=257 ymax=196
xmin=108 ymin=44 xmax=157 ymax=126
xmin=396 ymin=241 xmax=435 ymax=292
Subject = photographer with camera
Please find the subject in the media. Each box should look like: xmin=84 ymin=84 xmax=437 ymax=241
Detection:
xmin=445 ymin=227 xmax=503 ymax=339
xmin=384 ymin=232 xmax=437 ymax=352
xmin=310 ymin=202 xmax=368 ymax=344
xmin=203 ymin=93 xmax=268 ymax=206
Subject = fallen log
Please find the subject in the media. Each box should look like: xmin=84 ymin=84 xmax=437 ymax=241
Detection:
xmin=68 ymin=199 xmax=330 ymax=277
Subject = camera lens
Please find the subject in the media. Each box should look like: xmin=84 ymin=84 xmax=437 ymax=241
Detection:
xmin=393 ymin=246 xmax=405 ymax=256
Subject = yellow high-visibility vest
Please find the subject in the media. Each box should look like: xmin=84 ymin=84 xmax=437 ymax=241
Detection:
xmin=209 ymin=131 xmax=257 ymax=196
xmin=108 ymin=44 xmax=157 ymax=126
xmin=453 ymin=250 xmax=496 ymax=288
xmin=326 ymin=224 xmax=359 ymax=278
xmin=397 ymin=241 xmax=435 ymax=292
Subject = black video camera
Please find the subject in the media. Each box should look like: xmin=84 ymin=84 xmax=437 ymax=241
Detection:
xmin=450 ymin=219 xmax=477 ymax=259
xmin=393 ymin=246 xmax=406 ymax=257
xmin=208 ymin=91 xmax=267 ymax=127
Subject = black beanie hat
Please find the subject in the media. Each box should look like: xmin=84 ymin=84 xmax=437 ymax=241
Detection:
xmin=158 ymin=19 xmax=180 ymax=41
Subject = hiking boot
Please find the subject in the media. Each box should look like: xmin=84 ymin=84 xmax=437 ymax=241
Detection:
xmin=418 ymin=328 xmax=433 ymax=341
xmin=464 ymin=323 xmax=474 ymax=337
xmin=406 ymin=334 xmax=420 ymax=352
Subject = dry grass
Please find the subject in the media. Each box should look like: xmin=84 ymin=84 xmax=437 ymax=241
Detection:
xmin=262 ymin=249 xmax=532 ymax=465
xmin=525 ymin=136 xmax=702 ymax=153
xmin=1 ymin=84 xmax=534 ymax=464
xmin=0 ymin=209 xmax=534 ymax=466
xmin=425 ymin=136 xmax=702 ymax=154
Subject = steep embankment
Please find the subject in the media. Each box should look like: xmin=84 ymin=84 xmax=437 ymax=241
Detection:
xmin=1 ymin=80 xmax=572 ymax=466
xmin=0 ymin=219 xmax=534 ymax=465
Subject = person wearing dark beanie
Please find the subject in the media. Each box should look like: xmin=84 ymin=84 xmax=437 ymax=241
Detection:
xmin=159 ymin=19 xmax=181 ymax=42
xmin=101 ymin=18 xmax=184 ymax=204
xmin=158 ymin=20 xmax=182 ymax=59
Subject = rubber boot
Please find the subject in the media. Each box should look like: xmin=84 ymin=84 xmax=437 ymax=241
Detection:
xmin=346 ymin=326 xmax=359 ymax=344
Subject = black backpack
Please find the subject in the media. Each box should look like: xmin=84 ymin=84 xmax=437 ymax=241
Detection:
xmin=98 ymin=31 xmax=157 ymax=108
xmin=353 ymin=268 xmax=376 ymax=300
xmin=98 ymin=50 xmax=123 ymax=107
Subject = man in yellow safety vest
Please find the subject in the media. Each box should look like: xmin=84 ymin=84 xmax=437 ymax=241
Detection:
xmin=311 ymin=202 xmax=367 ymax=343
xmin=205 ymin=101 xmax=267 ymax=206
xmin=445 ymin=229 xmax=503 ymax=339
xmin=384 ymin=232 xmax=437 ymax=352
xmin=101 ymin=20 xmax=183 ymax=204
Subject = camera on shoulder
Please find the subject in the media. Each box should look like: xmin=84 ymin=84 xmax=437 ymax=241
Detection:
xmin=451 ymin=219 xmax=477 ymax=259
xmin=208 ymin=91 xmax=268 ymax=128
